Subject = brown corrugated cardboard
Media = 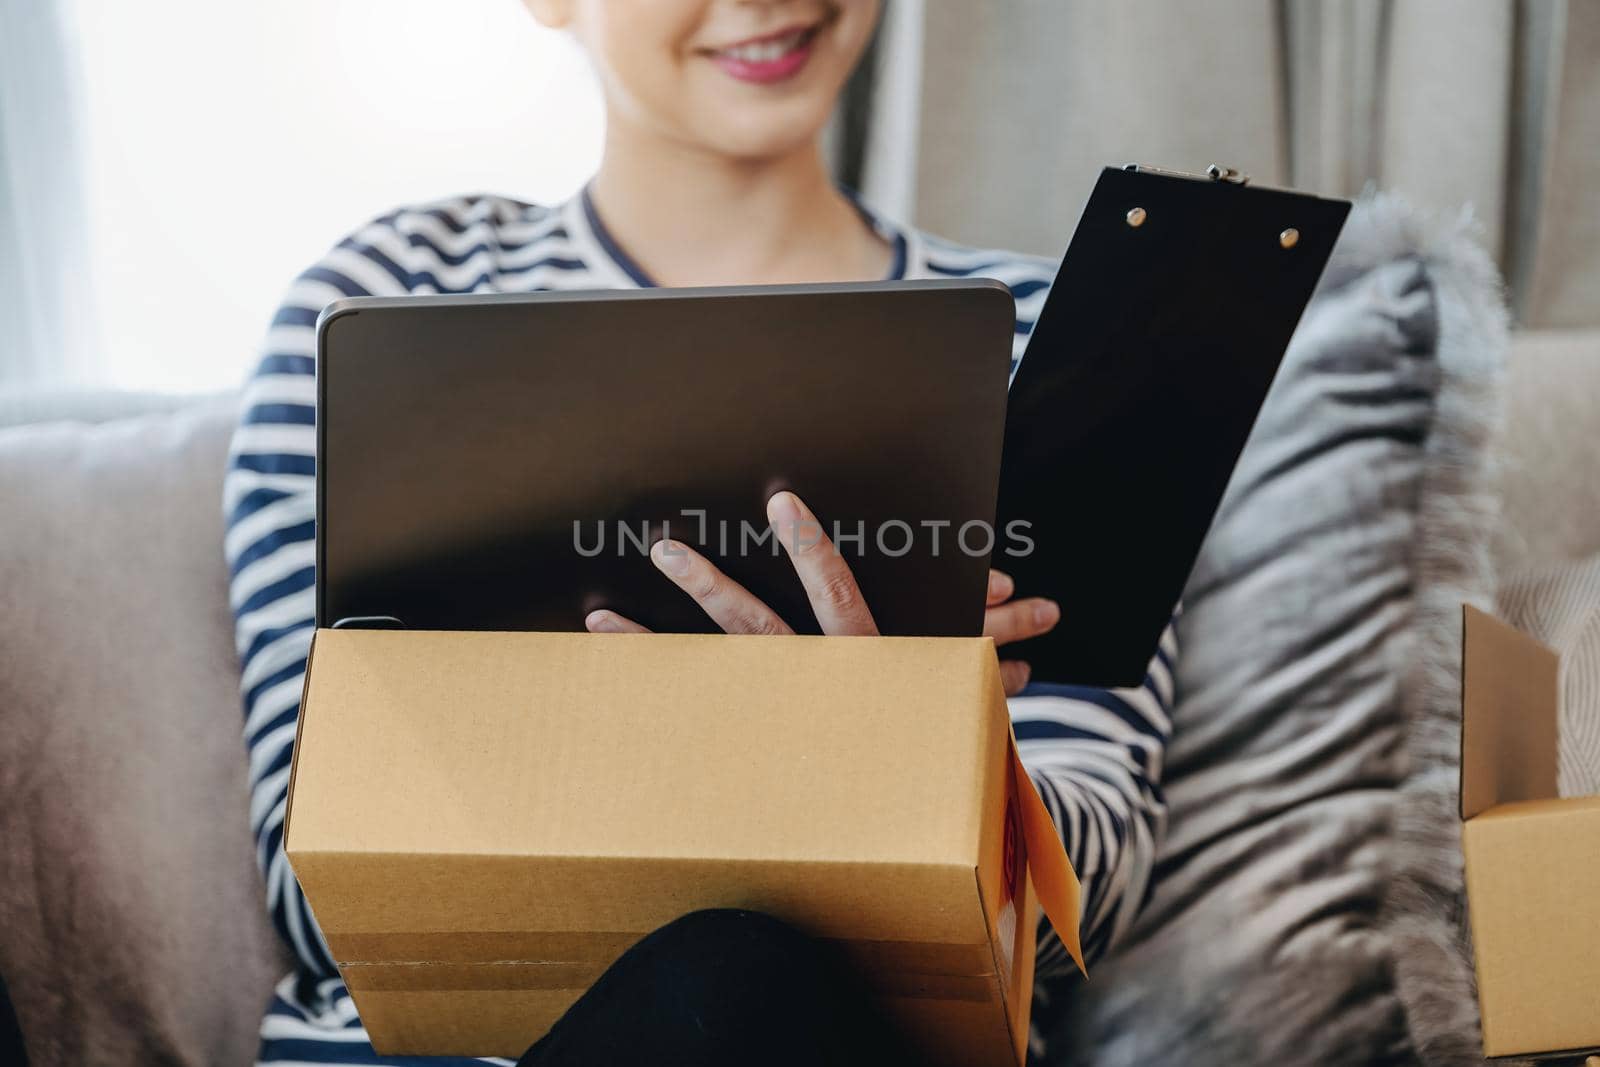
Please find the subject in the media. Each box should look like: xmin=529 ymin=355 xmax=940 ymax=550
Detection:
xmin=285 ymin=629 xmax=1082 ymax=1064
xmin=1459 ymin=606 xmax=1600 ymax=1060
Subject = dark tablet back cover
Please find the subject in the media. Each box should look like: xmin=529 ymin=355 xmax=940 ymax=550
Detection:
xmin=316 ymin=281 xmax=1015 ymax=639
xmin=998 ymin=166 xmax=1351 ymax=687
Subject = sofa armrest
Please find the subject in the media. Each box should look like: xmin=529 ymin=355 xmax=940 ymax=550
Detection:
xmin=1492 ymin=329 xmax=1600 ymax=567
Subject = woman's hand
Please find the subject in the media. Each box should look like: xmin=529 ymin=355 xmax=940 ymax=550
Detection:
xmin=585 ymin=491 xmax=1058 ymax=695
xmin=585 ymin=491 xmax=878 ymax=638
xmin=983 ymin=569 xmax=1059 ymax=695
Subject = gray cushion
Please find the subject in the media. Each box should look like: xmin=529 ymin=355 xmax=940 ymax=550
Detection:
xmin=0 ymin=401 xmax=286 ymax=1067
xmin=1047 ymin=197 xmax=1507 ymax=1066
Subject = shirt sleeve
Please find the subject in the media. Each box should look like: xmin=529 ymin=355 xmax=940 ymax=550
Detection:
xmin=1013 ymin=617 xmax=1178 ymax=978
xmin=223 ymin=219 xmax=418 ymax=977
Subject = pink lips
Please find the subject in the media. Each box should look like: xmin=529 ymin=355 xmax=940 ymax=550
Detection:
xmin=705 ymin=25 xmax=819 ymax=85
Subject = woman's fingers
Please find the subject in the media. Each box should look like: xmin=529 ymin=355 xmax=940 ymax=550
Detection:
xmin=768 ymin=491 xmax=879 ymax=636
xmin=986 ymin=570 xmax=1053 ymax=694
xmin=999 ymin=659 xmax=1032 ymax=696
xmin=585 ymin=609 xmax=650 ymax=634
xmin=983 ymin=596 xmax=1059 ymax=648
xmin=650 ymin=538 xmax=795 ymax=636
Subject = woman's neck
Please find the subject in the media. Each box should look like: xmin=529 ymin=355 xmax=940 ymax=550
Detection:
xmin=588 ymin=120 xmax=891 ymax=288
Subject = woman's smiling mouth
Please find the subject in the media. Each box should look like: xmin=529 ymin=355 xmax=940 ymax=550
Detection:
xmin=702 ymin=21 xmax=827 ymax=85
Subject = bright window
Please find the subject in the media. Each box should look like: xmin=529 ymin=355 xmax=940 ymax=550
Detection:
xmin=67 ymin=0 xmax=604 ymax=392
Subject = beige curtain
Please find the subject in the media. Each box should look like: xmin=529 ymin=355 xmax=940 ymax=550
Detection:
xmin=870 ymin=0 xmax=1598 ymax=327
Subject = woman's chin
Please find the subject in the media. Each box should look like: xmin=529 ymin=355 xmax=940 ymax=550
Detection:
xmin=696 ymin=108 xmax=835 ymax=163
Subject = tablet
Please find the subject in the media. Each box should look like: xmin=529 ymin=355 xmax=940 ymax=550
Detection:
xmin=315 ymin=281 xmax=1015 ymax=637
xmin=996 ymin=165 xmax=1351 ymax=686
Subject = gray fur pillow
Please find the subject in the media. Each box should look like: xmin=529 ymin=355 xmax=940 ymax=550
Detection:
xmin=1045 ymin=198 xmax=1507 ymax=1066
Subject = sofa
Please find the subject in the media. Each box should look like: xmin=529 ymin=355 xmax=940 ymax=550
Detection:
xmin=1 ymin=229 xmax=1597 ymax=1065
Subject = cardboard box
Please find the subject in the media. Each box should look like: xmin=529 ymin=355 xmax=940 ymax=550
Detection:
xmin=1460 ymin=605 xmax=1600 ymax=1060
xmin=285 ymin=629 xmax=1083 ymax=1065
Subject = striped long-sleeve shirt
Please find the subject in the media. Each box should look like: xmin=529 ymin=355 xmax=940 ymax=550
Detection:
xmin=224 ymin=188 xmax=1176 ymax=1065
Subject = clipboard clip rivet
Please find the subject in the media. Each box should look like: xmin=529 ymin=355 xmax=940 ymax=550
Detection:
xmin=1126 ymin=207 xmax=1147 ymax=228
xmin=1279 ymin=227 xmax=1300 ymax=249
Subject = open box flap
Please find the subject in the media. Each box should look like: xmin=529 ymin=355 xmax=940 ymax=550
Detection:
xmin=1460 ymin=605 xmax=1560 ymax=820
xmin=1009 ymin=735 xmax=1085 ymax=975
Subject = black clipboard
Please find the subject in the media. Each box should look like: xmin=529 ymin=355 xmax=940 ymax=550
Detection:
xmin=997 ymin=164 xmax=1351 ymax=688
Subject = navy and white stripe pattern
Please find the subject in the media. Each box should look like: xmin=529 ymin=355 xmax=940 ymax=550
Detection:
xmin=224 ymin=189 xmax=1175 ymax=1064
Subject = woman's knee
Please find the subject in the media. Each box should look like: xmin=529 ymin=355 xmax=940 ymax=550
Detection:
xmin=631 ymin=908 xmax=835 ymax=998
xmin=645 ymin=908 xmax=813 ymax=957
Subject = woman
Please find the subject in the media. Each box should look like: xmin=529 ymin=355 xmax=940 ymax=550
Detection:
xmin=225 ymin=1 xmax=1175 ymax=1062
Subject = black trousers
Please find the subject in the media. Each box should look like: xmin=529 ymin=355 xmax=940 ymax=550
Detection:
xmin=0 ymin=970 xmax=24 ymax=1067
xmin=517 ymin=909 xmax=920 ymax=1067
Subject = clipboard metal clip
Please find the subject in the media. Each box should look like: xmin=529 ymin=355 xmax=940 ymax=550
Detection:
xmin=1121 ymin=162 xmax=1251 ymax=187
